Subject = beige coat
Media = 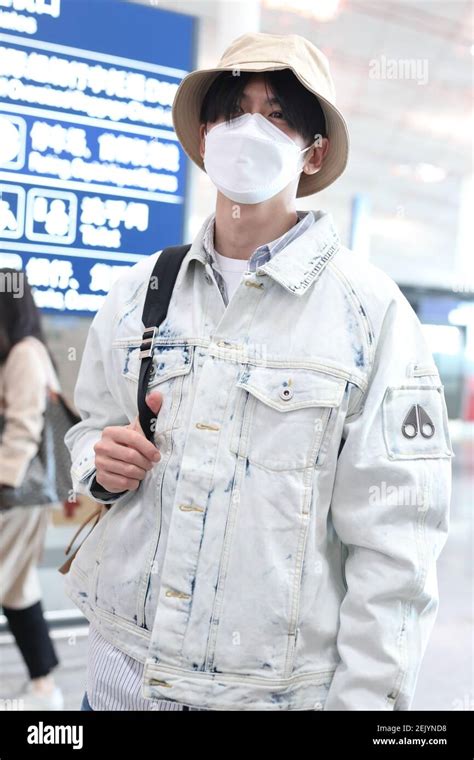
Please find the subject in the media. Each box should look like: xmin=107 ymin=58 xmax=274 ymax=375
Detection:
xmin=0 ymin=335 xmax=60 ymax=489
xmin=0 ymin=336 xmax=62 ymax=609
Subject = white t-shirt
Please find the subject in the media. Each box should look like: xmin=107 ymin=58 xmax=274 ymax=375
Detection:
xmin=213 ymin=249 xmax=249 ymax=303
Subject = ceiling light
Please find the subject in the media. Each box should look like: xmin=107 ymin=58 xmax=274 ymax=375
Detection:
xmin=421 ymin=325 xmax=463 ymax=356
xmin=369 ymin=215 xmax=422 ymax=243
xmin=392 ymin=163 xmax=447 ymax=183
xmin=263 ymin=0 xmax=341 ymax=22
xmin=449 ymin=304 xmax=474 ymax=327
xmin=405 ymin=111 xmax=473 ymax=144
xmin=415 ymin=163 xmax=447 ymax=183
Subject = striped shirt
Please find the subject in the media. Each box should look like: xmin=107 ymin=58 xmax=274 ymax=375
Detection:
xmin=86 ymin=209 xmax=316 ymax=711
xmin=86 ymin=625 xmax=204 ymax=710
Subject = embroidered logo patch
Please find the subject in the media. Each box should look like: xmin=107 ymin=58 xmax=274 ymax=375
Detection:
xmin=382 ymin=386 xmax=453 ymax=460
xmin=401 ymin=404 xmax=435 ymax=439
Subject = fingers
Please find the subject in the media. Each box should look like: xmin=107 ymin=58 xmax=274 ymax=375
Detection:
xmin=145 ymin=390 xmax=163 ymax=415
xmin=95 ymin=455 xmax=151 ymax=482
xmin=102 ymin=425 xmax=160 ymax=462
xmin=94 ymin=470 xmax=141 ymax=493
xmin=96 ymin=439 xmax=158 ymax=471
xmin=131 ymin=391 xmax=164 ymax=437
xmin=93 ymin=392 xmax=164 ymax=495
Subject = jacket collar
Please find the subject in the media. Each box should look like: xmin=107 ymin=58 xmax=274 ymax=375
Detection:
xmin=183 ymin=208 xmax=341 ymax=297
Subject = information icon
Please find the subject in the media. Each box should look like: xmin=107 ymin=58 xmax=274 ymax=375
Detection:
xmin=0 ymin=115 xmax=26 ymax=171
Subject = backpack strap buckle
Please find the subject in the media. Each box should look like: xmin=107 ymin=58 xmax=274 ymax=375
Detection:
xmin=139 ymin=326 xmax=157 ymax=358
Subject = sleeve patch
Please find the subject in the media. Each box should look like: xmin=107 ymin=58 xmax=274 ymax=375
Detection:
xmin=382 ymin=385 xmax=453 ymax=460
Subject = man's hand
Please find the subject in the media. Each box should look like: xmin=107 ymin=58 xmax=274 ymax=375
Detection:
xmin=93 ymin=391 xmax=163 ymax=493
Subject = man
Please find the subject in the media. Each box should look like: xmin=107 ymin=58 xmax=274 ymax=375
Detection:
xmin=64 ymin=32 xmax=452 ymax=711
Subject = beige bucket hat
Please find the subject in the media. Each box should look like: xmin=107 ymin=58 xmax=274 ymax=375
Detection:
xmin=172 ymin=32 xmax=349 ymax=197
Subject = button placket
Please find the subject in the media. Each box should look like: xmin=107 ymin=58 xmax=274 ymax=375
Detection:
xmin=150 ymin=361 xmax=238 ymax=661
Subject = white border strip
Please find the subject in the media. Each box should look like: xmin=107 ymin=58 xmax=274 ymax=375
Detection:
xmin=0 ymin=171 xmax=183 ymax=203
xmin=0 ymin=242 xmax=145 ymax=262
xmin=2 ymin=103 xmax=179 ymax=140
xmin=0 ymin=32 xmax=189 ymax=79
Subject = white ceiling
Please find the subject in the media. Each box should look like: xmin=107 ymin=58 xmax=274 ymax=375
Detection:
xmin=260 ymin=0 xmax=473 ymax=288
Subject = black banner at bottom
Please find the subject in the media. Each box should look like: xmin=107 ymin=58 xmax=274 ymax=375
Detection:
xmin=0 ymin=709 xmax=471 ymax=758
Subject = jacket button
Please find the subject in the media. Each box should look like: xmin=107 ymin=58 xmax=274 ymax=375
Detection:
xmin=279 ymin=387 xmax=293 ymax=400
xmin=314 ymin=701 xmax=323 ymax=710
xmin=205 ymin=273 xmax=212 ymax=284
xmin=165 ymin=589 xmax=191 ymax=599
xmin=179 ymin=503 xmax=204 ymax=513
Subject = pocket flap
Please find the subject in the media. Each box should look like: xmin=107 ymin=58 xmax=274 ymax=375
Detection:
xmin=114 ymin=340 xmax=193 ymax=386
xmin=236 ymin=366 xmax=346 ymax=411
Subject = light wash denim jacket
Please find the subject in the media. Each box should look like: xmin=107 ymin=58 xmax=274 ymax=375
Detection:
xmin=64 ymin=209 xmax=452 ymax=711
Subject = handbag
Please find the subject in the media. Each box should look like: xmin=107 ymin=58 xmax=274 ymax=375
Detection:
xmin=0 ymin=389 xmax=80 ymax=510
xmin=58 ymin=244 xmax=191 ymax=574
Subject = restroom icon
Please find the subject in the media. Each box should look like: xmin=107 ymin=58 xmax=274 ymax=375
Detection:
xmin=25 ymin=189 xmax=77 ymax=244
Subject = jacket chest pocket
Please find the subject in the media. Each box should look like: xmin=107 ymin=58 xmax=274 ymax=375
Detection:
xmin=229 ymin=366 xmax=346 ymax=471
xmin=112 ymin=338 xmax=194 ymax=438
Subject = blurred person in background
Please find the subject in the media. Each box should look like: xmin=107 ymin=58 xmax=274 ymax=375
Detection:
xmin=0 ymin=268 xmax=64 ymax=710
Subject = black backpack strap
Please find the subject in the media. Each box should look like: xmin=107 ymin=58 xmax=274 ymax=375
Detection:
xmin=138 ymin=244 xmax=191 ymax=442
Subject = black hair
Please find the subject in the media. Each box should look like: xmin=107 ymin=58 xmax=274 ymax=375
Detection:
xmin=0 ymin=267 xmax=57 ymax=372
xmin=199 ymin=69 xmax=327 ymax=146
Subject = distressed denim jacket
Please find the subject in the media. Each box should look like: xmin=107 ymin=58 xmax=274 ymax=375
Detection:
xmin=64 ymin=209 xmax=452 ymax=711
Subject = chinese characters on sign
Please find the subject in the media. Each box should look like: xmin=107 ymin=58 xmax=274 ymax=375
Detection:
xmin=0 ymin=0 xmax=195 ymax=313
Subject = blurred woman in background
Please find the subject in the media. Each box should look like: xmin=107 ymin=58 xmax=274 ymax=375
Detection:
xmin=0 ymin=268 xmax=63 ymax=710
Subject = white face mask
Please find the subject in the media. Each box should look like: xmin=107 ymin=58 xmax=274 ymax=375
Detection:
xmin=203 ymin=112 xmax=315 ymax=204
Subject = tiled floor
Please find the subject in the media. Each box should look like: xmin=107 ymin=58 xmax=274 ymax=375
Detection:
xmin=0 ymin=628 xmax=89 ymax=711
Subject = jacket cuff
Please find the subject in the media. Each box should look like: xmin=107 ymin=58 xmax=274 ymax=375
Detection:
xmin=85 ymin=471 xmax=128 ymax=505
